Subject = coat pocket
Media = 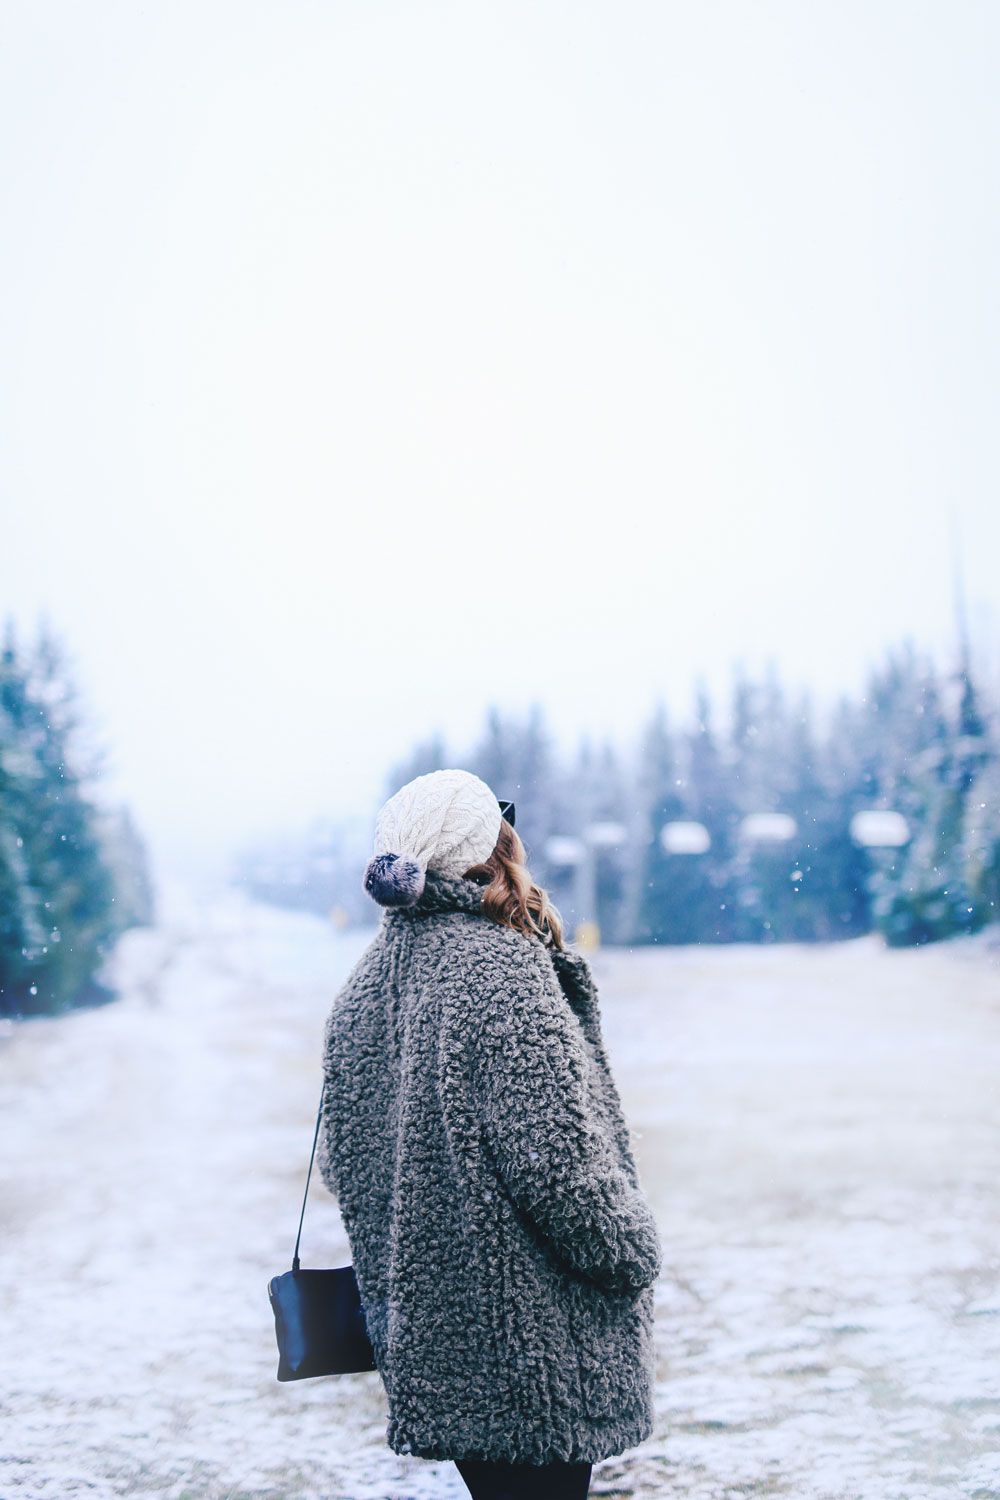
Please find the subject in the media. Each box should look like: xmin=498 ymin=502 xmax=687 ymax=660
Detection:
xmin=565 ymin=1277 xmax=629 ymax=1420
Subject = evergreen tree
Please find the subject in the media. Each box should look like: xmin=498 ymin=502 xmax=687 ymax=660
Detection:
xmin=467 ymin=704 xmax=556 ymax=868
xmin=727 ymin=665 xmax=812 ymax=941
xmin=632 ymin=703 xmax=711 ymax=944
xmin=865 ymin=644 xmax=989 ymax=945
xmin=588 ymin=738 xmax=629 ymax=943
xmin=98 ymin=806 xmax=156 ymax=930
xmin=964 ymin=746 xmax=1000 ymax=926
xmin=361 ymin=634 xmax=1000 ymax=950
xmin=796 ymin=693 xmax=870 ymax=939
xmin=0 ymin=682 xmax=48 ymax=1002
xmin=20 ymin=628 xmax=118 ymax=1009
xmin=0 ymin=623 xmax=121 ymax=1015
xmin=873 ymin=762 xmax=969 ymax=946
xmin=684 ymin=682 xmax=742 ymax=941
xmin=743 ymin=688 xmax=835 ymax=943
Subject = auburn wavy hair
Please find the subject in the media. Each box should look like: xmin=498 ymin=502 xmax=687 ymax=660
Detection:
xmin=463 ymin=818 xmax=565 ymax=950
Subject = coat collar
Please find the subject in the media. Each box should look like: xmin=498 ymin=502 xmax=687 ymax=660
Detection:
xmin=385 ymin=873 xmax=594 ymax=999
xmin=387 ymin=870 xmax=489 ymax=921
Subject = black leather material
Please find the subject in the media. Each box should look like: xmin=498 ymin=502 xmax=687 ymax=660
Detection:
xmin=268 ymin=1264 xmax=377 ymax=1380
xmin=268 ymin=1080 xmax=377 ymax=1381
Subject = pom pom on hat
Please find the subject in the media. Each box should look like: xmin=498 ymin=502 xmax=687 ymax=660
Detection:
xmin=363 ymin=852 xmax=426 ymax=908
xmin=362 ymin=768 xmax=503 ymax=908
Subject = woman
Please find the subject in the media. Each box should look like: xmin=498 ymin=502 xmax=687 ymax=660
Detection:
xmin=318 ymin=768 xmax=661 ymax=1500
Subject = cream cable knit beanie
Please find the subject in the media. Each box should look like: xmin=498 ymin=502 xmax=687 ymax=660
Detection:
xmin=363 ymin=768 xmax=503 ymax=908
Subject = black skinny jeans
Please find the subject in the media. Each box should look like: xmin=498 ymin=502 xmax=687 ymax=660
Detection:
xmin=454 ymin=1457 xmax=592 ymax=1499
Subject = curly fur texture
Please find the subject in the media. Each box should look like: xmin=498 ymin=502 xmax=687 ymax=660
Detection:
xmin=363 ymin=852 xmax=426 ymax=907
xmin=318 ymin=871 xmax=661 ymax=1465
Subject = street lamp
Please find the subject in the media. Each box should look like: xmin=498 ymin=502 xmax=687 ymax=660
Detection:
xmin=587 ymin=821 xmax=628 ymax=849
xmin=850 ymin=810 xmax=910 ymax=848
xmin=543 ymin=836 xmax=587 ymax=866
xmin=740 ymin=813 xmax=797 ymax=843
xmin=661 ymin=820 xmax=711 ymax=854
xmin=576 ymin=821 xmax=628 ymax=947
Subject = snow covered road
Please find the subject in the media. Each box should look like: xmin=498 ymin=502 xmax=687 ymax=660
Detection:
xmin=1 ymin=894 xmax=999 ymax=1499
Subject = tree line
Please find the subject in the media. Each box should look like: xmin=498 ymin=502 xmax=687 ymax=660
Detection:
xmin=240 ymin=636 xmax=999 ymax=949
xmin=0 ymin=623 xmax=154 ymax=1017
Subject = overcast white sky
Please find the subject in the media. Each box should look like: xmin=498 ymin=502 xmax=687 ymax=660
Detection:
xmin=1 ymin=0 xmax=998 ymax=879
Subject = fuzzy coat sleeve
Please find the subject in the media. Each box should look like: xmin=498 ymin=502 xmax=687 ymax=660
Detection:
xmin=457 ymin=935 xmax=662 ymax=1298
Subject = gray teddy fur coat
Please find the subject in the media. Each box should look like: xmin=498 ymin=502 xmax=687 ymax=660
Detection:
xmin=317 ymin=870 xmax=661 ymax=1466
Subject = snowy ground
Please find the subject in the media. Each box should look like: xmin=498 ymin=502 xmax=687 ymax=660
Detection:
xmin=2 ymin=893 xmax=999 ymax=1500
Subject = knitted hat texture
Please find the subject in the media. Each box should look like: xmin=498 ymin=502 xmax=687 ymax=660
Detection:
xmin=363 ymin=768 xmax=503 ymax=908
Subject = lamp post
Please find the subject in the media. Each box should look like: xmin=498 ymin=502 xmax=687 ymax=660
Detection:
xmin=546 ymin=821 xmax=627 ymax=949
xmin=849 ymin=811 xmax=912 ymax=932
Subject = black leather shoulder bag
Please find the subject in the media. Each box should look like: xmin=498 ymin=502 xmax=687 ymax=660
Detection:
xmin=267 ymin=1081 xmax=378 ymax=1380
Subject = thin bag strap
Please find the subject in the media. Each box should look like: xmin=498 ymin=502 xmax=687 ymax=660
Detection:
xmin=292 ymin=1079 xmax=326 ymax=1273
